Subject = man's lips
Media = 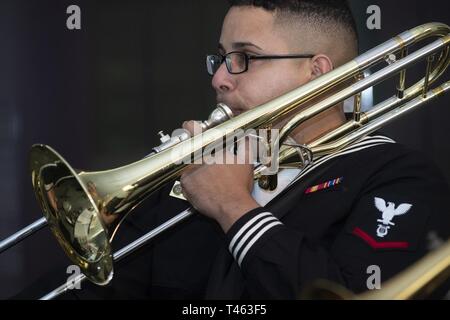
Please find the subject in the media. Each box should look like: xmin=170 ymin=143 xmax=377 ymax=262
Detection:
xmin=231 ymin=109 xmax=244 ymax=116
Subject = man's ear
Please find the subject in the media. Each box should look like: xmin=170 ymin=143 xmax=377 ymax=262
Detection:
xmin=310 ymin=54 xmax=334 ymax=80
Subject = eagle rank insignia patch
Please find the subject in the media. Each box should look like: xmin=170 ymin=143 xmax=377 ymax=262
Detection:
xmin=374 ymin=197 xmax=412 ymax=238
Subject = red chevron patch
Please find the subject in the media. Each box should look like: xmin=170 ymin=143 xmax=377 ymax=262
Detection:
xmin=352 ymin=227 xmax=409 ymax=249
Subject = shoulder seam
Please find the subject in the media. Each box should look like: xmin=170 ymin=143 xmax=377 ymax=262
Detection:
xmin=289 ymin=135 xmax=395 ymax=187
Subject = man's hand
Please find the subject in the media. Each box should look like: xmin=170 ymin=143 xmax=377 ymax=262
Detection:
xmin=180 ymin=121 xmax=260 ymax=233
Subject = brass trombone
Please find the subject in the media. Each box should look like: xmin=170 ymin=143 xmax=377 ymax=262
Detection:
xmin=1 ymin=22 xmax=449 ymax=300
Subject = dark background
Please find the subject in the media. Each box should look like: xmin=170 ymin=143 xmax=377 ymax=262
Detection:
xmin=0 ymin=0 xmax=449 ymax=299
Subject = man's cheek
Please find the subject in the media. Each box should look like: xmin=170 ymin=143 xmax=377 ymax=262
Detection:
xmin=245 ymin=85 xmax=274 ymax=107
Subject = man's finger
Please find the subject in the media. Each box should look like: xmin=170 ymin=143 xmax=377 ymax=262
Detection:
xmin=181 ymin=164 xmax=202 ymax=177
xmin=182 ymin=120 xmax=203 ymax=137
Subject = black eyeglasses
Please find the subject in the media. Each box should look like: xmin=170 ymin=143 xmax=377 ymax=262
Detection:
xmin=206 ymin=51 xmax=315 ymax=76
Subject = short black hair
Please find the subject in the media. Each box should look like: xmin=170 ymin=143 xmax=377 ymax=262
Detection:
xmin=228 ymin=0 xmax=358 ymax=52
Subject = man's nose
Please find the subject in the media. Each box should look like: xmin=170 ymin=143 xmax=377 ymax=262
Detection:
xmin=211 ymin=62 xmax=236 ymax=94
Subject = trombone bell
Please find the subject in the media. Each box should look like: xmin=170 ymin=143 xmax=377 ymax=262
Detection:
xmin=30 ymin=145 xmax=113 ymax=285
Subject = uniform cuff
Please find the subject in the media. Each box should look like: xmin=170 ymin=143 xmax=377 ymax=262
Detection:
xmin=225 ymin=207 xmax=284 ymax=267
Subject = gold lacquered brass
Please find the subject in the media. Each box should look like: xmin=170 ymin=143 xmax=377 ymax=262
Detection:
xmin=30 ymin=145 xmax=112 ymax=284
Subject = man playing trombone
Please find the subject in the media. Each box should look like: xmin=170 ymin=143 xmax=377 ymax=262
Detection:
xmin=21 ymin=0 xmax=450 ymax=299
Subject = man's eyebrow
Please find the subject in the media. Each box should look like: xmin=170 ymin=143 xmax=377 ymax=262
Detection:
xmin=217 ymin=42 xmax=263 ymax=52
xmin=233 ymin=42 xmax=263 ymax=50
